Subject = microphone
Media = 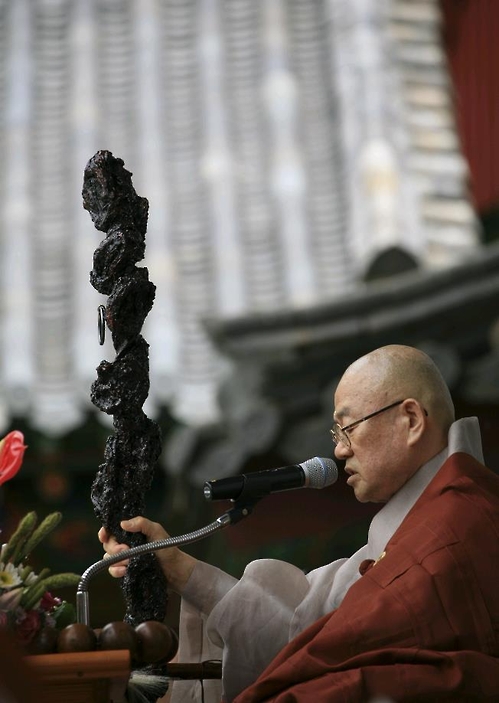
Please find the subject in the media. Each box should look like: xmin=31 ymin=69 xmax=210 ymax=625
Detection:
xmin=203 ymin=457 xmax=338 ymax=502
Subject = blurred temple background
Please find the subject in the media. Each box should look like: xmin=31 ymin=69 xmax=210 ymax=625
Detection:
xmin=0 ymin=0 xmax=498 ymax=626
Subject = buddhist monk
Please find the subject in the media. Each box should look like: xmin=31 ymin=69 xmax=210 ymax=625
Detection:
xmin=100 ymin=345 xmax=499 ymax=702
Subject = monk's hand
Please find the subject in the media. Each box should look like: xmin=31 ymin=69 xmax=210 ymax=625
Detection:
xmin=99 ymin=516 xmax=197 ymax=592
xmin=98 ymin=526 xmax=132 ymax=578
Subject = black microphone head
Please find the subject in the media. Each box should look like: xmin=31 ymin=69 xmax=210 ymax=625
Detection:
xmin=299 ymin=457 xmax=338 ymax=489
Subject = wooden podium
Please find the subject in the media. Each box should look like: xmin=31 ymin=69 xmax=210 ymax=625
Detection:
xmin=23 ymin=651 xmax=222 ymax=702
xmin=25 ymin=650 xmax=131 ymax=703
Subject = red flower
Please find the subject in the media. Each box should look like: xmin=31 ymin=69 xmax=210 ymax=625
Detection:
xmin=16 ymin=609 xmax=41 ymax=645
xmin=39 ymin=592 xmax=60 ymax=612
xmin=0 ymin=431 xmax=27 ymax=486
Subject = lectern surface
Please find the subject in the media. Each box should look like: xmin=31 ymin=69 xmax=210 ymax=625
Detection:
xmin=26 ymin=649 xmax=131 ymax=703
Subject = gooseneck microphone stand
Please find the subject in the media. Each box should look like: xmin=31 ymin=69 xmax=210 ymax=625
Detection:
xmin=76 ymin=501 xmax=257 ymax=627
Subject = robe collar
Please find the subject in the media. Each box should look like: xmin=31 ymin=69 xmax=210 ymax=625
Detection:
xmin=366 ymin=416 xmax=483 ymax=560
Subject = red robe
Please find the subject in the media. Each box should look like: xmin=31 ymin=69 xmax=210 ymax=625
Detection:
xmin=234 ymin=453 xmax=499 ymax=702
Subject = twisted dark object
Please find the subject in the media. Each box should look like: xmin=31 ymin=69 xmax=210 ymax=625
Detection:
xmin=82 ymin=150 xmax=167 ymax=626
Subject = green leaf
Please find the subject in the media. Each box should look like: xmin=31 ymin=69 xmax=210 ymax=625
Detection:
xmin=53 ymin=601 xmax=76 ymax=630
xmin=20 ymin=573 xmax=80 ymax=611
xmin=2 ymin=512 xmax=38 ymax=564
xmin=15 ymin=512 xmax=62 ymax=564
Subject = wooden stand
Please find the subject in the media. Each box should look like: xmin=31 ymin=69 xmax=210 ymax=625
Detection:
xmin=166 ymin=661 xmax=222 ymax=680
xmin=25 ymin=650 xmax=131 ymax=703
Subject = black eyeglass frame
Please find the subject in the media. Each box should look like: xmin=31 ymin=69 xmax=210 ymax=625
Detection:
xmin=330 ymin=399 xmax=405 ymax=448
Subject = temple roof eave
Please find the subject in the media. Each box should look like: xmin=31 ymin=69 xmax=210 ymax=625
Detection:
xmin=206 ymin=242 xmax=499 ymax=361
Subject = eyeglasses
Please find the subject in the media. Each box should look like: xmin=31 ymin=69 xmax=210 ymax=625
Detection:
xmin=330 ymin=400 xmax=404 ymax=448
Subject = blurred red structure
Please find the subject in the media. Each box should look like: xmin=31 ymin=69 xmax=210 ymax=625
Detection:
xmin=441 ymin=0 xmax=499 ymax=213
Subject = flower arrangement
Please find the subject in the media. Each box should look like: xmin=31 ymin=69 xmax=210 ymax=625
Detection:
xmin=0 ymin=431 xmax=81 ymax=652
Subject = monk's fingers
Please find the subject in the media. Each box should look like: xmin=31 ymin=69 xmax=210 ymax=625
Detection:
xmin=107 ymin=563 xmax=128 ymax=579
xmin=98 ymin=527 xmax=123 ymax=554
xmin=97 ymin=526 xmax=109 ymax=544
xmin=120 ymin=516 xmax=169 ymax=542
xmin=103 ymin=550 xmax=130 ymax=578
xmin=98 ymin=526 xmax=131 ymax=557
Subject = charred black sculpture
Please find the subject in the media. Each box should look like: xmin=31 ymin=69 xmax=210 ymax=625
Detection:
xmin=82 ymin=150 xmax=167 ymax=627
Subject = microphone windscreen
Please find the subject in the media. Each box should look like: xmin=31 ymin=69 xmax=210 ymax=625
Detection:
xmin=299 ymin=457 xmax=338 ymax=489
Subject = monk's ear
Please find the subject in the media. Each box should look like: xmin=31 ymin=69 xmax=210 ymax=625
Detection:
xmin=402 ymin=398 xmax=426 ymax=446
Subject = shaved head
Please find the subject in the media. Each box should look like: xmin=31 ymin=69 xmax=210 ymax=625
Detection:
xmin=342 ymin=345 xmax=455 ymax=436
